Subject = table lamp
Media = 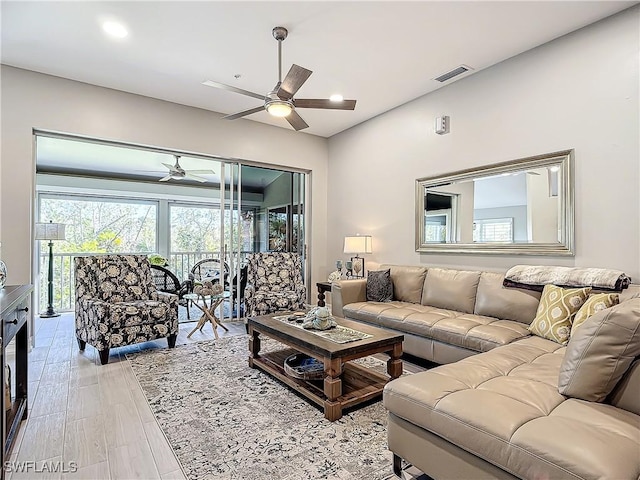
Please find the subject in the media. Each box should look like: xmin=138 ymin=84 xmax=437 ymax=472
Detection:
xmin=343 ymin=235 xmax=372 ymax=278
xmin=35 ymin=221 xmax=66 ymax=318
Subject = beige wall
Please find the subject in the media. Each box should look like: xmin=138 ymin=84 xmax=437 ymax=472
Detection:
xmin=328 ymin=7 xmax=640 ymax=279
xmin=0 ymin=66 xmax=329 ymax=288
xmin=3 ymin=7 xmax=638 ymax=288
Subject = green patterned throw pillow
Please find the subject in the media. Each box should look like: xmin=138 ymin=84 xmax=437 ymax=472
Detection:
xmin=571 ymin=293 xmax=619 ymax=334
xmin=528 ymin=284 xmax=591 ymax=345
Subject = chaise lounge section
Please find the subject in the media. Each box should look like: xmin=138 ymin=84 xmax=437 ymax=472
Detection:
xmin=384 ymin=300 xmax=640 ymax=479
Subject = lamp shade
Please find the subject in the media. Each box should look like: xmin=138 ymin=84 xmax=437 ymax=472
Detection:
xmin=343 ymin=235 xmax=372 ymax=254
xmin=35 ymin=222 xmax=66 ymax=241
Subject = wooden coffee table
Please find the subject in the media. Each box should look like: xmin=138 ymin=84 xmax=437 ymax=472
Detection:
xmin=248 ymin=314 xmax=404 ymax=421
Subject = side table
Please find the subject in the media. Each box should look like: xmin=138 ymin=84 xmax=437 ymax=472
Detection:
xmin=184 ymin=291 xmax=231 ymax=339
xmin=316 ymin=282 xmax=332 ymax=307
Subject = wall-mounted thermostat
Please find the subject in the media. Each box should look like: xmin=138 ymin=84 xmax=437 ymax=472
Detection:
xmin=435 ymin=116 xmax=450 ymax=135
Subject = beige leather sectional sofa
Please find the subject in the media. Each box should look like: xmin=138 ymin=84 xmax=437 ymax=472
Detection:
xmin=331 ymin=265 xmax=640 ymax=479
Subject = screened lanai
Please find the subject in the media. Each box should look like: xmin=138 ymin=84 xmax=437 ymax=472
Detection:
xmin=34 ymin=133 xmax=308 ymax=317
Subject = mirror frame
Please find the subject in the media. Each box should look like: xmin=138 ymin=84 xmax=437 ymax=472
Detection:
xmin=415 ymin=149 xmax=575 ymax=256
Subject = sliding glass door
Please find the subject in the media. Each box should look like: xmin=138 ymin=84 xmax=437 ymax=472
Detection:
xmin=240 ymin=165 xmax=307 ymax=279
xmin=35 ymin=132 xmax=308 ymax=317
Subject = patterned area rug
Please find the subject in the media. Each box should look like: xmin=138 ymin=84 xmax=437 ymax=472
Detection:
xmin=127 ymin=335 xmax=419 ymax=480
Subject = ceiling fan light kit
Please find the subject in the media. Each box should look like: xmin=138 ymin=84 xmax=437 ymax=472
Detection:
xmin=266 ymin=100 xmax=293 ymax=117
xmin=204 ymin=26 xmax=357 ymax=131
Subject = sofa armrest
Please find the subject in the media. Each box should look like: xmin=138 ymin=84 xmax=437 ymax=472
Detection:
xmin=78 ymin=297 xmax=110 ymax=313
xmin=151 ymin=290 xmax=178 ymax=307
xmin=331 ymin=279 xmax=367 ymax=317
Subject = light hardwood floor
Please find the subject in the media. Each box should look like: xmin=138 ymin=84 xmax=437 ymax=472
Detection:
xmin=9 ymin=310 xmax=428 ymax=480
xmin=7 ymin=311 xmax=246 ymax=480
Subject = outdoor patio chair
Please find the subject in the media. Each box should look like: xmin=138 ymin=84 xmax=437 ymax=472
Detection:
xmin=150 ymin=264 xmax=193 ymax=320
xmin=74 ymin=254 xmax=178 ymax=365
xmin=190 ymin=258 xmax=230 ymax=288
xmin=245 ymin=252 xmax=306 ymax=317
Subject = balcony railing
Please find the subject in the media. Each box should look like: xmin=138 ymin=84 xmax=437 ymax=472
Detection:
xmin=37 ymin=251 xmax=251 ymax=313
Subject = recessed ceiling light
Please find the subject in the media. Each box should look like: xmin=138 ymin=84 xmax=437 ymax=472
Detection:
xmin=330 ymin=94 xmax=343 ymax=102
xmin=102 ymin=21 xmax=128 ymax=39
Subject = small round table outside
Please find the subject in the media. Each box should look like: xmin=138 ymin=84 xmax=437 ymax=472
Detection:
xmin=184 ymin=291 xmax=231 ymax=339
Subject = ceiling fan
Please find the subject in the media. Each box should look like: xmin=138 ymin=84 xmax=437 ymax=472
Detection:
xmin=159 ymin=155 xmax=215 ymax=183
xmin=202 ymin=26 xmax=356 ymax=131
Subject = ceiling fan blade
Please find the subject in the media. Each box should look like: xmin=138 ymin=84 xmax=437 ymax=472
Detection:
xmin=159 ymin=175 xmax=173 ymax=182
xmin=277 ymin=64 xmax=312 ymax=100
xmin=294 ymin=99 xmax=357 ymax=110
xmin=222 ymin=106 xmax=265 ymax=120
xmin=202 ymin=80 xmax=265 ymax=101
xmin=183 ymin=172 xmax=208 ymax=183
xmin=186 ymin=170 xmax=216 ymax=175
xmin=285 ymin=110 xmax=309 ymax=131
xmin=162 ymin=162 xmax=178 ymax=172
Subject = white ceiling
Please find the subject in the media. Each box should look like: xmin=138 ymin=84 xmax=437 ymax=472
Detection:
xmin=1 ymin=1 xmax=635 ymax=138
xmin=474 ymin=173 xmax=528 ymax=209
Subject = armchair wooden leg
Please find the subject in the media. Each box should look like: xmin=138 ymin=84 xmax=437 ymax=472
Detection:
xmin=167 ymin=334 xmax=177 ymax=348
xmin=77 ymin=338 xmax=86 ymax=351
xmin=98 ymin=348 xmax=110 ymax=365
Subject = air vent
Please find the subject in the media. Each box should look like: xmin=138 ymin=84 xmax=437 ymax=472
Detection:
xmin=434 ymin=65 xmax=473 ymax=83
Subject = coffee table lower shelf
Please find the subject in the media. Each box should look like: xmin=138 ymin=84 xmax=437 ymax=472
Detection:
xmin=251 ymin=348 xmax=389 ymax=419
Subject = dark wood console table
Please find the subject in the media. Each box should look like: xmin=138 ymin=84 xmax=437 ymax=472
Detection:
xmin=0 ymin=284 xmax=31 ymax=472
xmin=316 ymin=282 xmax=332 ymax=307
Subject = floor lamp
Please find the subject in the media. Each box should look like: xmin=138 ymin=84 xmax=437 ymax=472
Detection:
xmin=35 ymin=221 xmax=66 ymax=318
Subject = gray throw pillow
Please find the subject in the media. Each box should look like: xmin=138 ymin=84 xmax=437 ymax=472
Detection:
xmin=366 ymin=269 xmax=393 ymax=302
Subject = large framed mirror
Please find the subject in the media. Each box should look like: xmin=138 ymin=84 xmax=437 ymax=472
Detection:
xmin=415 ymin=149 xmax=574 ymax=255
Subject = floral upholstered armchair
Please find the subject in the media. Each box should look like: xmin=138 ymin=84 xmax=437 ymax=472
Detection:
xmin=245 ymin=252 xmax=307 ymax=317
xmin=74 ymin=255 xmax=178 ymax=364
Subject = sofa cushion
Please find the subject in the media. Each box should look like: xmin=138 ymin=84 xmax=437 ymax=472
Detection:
xmin=474 ymin=272 xmax=541 ymax=324
xmin=384 ymin=336 xmax=640 ymax=480
xmin=381 ymin=264 xmax=427 ymax=304
xmin=620 ymin=284 xmax=640 ymax=302
xmin=571 ymin=292 xmax=619 ymax=334
xmin=343 ymin=301 xmax=530 ymax=353
xmin=558 ymin=298 xmax=640 ymax=402
xmin=110 ymin=300 xmax=170 ymax=328
xmin=366 ymin=269 xmax=393 ymax=302
xmin=528 ymin=284 xmax=591 ymax=345
xmin=609 ymin=359 xmax=640 ymax=416
xmin=421 ymin=268 xmax=481 ymax=314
